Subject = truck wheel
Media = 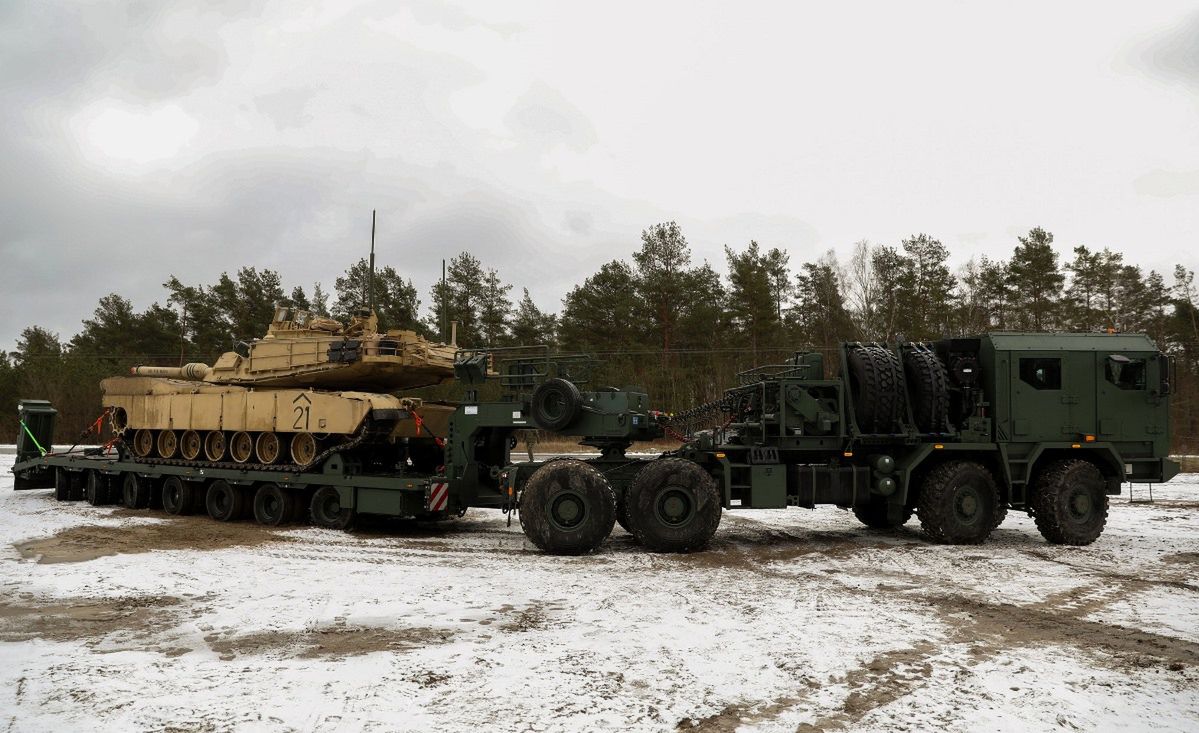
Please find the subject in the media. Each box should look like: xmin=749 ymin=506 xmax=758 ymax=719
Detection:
xmin=530 ymin=378 xmax=582 ymax=431
xmin=519 ymin=459 xmax=615 ymax=554
xmin=903 ymin=350 xmax=950 ymax=433
xmin=310 ymin=487 xmax=354 ymax=530
xmin=916 ymin=460 xmax=999 ymax=544
xmin=847 ymin=346 xmax=905 ymax=433
xmin=852 ymin=500 xmax=913 ymax=529
xmin=626 ymin=458 xmax=722 ymax=553
xmin=54 ymin=468 xmax=72 ymax=501
xmin=85 ymin=470 xmax=111 ymax=506
xmin=121 ymin=473 xmax=150 ymax=509
xmin=253 ymin=483 xmax=295 ymax=526
xmin=615 ymin=488 xmax=634 ymax=535
xmin=206 ymin=480 xmax=246 ymax=522
xmin=161 ymin=477 xmax=195 ymax=515
xmin=1032 ymin=459 xmax=1108 ymax=545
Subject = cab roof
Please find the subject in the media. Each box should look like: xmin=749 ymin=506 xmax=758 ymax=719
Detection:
xmin=984 ymin=332 xmax=1158 ymax=353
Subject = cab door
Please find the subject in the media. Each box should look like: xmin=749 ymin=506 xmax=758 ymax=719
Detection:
xmin=1096 ymin=352 xmax=1152 ymax=443
xmin=1009 ymin=352 xmax=1095 ymax=442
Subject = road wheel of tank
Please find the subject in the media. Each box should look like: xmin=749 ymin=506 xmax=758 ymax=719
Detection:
xmin=132 ymin=429 xmax=154 ymax=458
xmin=847 ymin=346 xmax=905 ymax=433
xmin=626 ymin=458 xmax=722 ymax=553
xmin=530 ymin=378 xmax=582 ymax=431
xmin=179 ymin=430 xmax=202 ymax=460
xmin=206 ymin=479 xmax=246 ymax=522
xmin=54 ymin=467 xmax=72 ymax=501
xmin=290 ymin=432 xmax=318 ymax=467
xmin=519 ymin=459 xmax=615 ymax=555
xmin=229 ymin=432 xmax=253 ymax=463
xmin=204 ymin=431 xmax=226 ymax=462
xmin=852 ymin=500 xmax=914 ymax=529
xmin=1032 ymin=459 xmax=1108 ymax=546
xmin=85 ymin=470 xmax=110 ymax=506
xmin=916 ymin=460 xmax=999 ymax=544
xmin=161 ymin=476 xmax=194 ymax=515
xmin=253 ymin=483 xmax=295 ymax=526
xmin=310 ymin=487 xmax=354 ymax=530
xmin=903 ymin=349 xmax=951 ymax=433
xmin=255 ymin=432 xmax=281 ymax=464
xmin=156 ymin=430 xmax=178 ymax=459
xmin=122 ymin=473 xmax=150 ymax=509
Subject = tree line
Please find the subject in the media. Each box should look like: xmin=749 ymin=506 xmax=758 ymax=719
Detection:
xmin=2 ymin=222 xmax=1197 ymax=452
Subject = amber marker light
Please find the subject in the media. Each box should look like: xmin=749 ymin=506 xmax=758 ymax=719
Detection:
xmin=843 ymin=451 xmax=853 ymax=457
xmin=934 ymin=444 xmax=945 ymax=450
xmin=1085 ymin=435 xmax=1096 ymax=442
xmin=1072 ymin=443 xmax=1082 ymax=449
xmin=714 ymin=452 xmax=726 ymax=459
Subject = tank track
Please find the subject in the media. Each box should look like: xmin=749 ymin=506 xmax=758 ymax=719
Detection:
xmin=128 ymin=421 xmax=385 ymax=474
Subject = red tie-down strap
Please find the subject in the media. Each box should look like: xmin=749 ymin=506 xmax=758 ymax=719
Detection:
xmin=410 ymin=410 xmax=446 ymax=448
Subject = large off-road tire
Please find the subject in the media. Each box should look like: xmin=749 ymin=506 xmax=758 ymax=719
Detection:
xmin=916 ymin=460 xmax=1000 ymax=544
xmin=847 ymin=346 xmax=905 ymax=433
xmin=206 ymin=480 xmax=246 ymax=522
xmin=615 ymin=488 xmax=633 ymax=534
xmin=519 ymin=459 xmax=615 ymax=555
xmin=852 ymin=500 xmax=914 ymax=529
xmin=54 ymin=467 xmax=72 ymax=502
xmin=1031 ymin=459 xmax=1108 ymax=546
xmin=310 ymin=486 xmax=355 ymax=530
xmin=530 ymin=378 xmax=582 ymax=431
xmin=626 ymin=458 xmax=722 ymax=553
xmin=253 ymin=483 xmax=296 ymax=526
xmin=161 ymin=476 xmax=198 ymax=515
xmin=121 ymin=472 xmax=151 ymax=509
xmin=85 ymin=470 xmax=111 ymax=506
xmin=903 ymin=349 xmax=951 ymax=433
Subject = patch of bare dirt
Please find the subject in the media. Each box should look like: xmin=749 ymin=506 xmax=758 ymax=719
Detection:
xmin=14 ymin=516 xmax=291 ymax=563
xmin=0 ymin=594 xmax=183 ymax=649
xmin=203 ymin=622 xmax=454 ymax=660
xmin=1163 ymin=552 xmax=1199 ymax=565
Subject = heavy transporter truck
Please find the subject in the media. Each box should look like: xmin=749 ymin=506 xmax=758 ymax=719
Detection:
xmin=11 ymin=332 xmax=1179 ymax=554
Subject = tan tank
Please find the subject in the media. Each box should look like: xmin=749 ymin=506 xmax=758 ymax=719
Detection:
xmin=102 ymin=307 xmax=456 ymax=468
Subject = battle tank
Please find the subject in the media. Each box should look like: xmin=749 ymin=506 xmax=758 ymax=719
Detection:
xmin=102 ymin=306 xmax=457 ymax=468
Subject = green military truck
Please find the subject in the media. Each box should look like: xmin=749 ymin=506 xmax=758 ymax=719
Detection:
xmin=10 ymin=333 xmax=1179 ymax=555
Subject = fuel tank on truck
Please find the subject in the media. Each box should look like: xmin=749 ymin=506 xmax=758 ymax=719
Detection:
xmin=101 ymin=306 xmax=458 ymax=468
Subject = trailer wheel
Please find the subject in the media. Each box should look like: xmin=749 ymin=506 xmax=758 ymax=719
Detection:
xmin=161 ymin=476 xmax=195 ymax=515
xmin=626 ymin=458 xmax=722 ymax=553
xmin=206 ymin=480 xmax=246 ymax=522
xmin=1031 ymin=459 xmax=1107 ymax=546
xmin=519 ymin=459 xmax=615 ymax=555
xmin=310 ymin=487 xmax=354 ymax=530
xmin=852 ymin=500 xmax=913 ymax=529
xmin=916 ymin=460 xmax=999 ymax=544
xmin=121 ymin=473 xmax=150 ymax=509
xmin=903 ymin=349 xmax=950 ymax=433
xmin=69 ymin=471 xmax=86 ymax=501
xmin=530 ymin=378 xmax=582 ymax=431
xmin=253 ymin=483 xmax=295 ymax=526
xmin=85 ymin=470 xmax=111 ymax=506
xmin=847 ymin=346 xmax=905 ymax=433
xmin=54 ymin=468 xmax=72 ymax=502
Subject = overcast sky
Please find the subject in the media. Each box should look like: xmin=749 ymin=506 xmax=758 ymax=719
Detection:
xmin=2 ymin=1 xmax=1198 ymax=352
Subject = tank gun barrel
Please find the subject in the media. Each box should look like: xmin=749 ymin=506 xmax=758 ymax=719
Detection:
xmin=131 ymin=363 xmax=211 ymax=380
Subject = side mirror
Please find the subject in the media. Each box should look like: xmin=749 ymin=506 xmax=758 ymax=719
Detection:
xmin=1158 ymin=354 xmax=1172 ymax=397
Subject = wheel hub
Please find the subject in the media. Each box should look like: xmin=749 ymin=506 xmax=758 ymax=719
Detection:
xmin=655 ymin=487 xmax=694 ymax=527
xmin=1070 ymin=491 xmax=1092 ymax=518
xmin=953 ymin=485 xmax=981 ymax=525
xmin=549 ymin=493 xmax=586 ymax=530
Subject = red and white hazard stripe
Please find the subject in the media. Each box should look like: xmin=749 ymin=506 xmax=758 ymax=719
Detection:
xmin=428 ymin=482 xmax=449 ymax=512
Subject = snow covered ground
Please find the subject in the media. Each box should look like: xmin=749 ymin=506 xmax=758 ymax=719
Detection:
xmin=1 ymin=454 xmax=1196 ymax=732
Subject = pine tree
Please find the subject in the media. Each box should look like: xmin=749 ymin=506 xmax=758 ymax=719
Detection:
xmin=509 ymin=289 xmax=557 ymax=346
xmin=724 ymin=241 xmax=779 ymax=358
xmin=477 ymin=268 xmax=513 ymax=346
xmin=1007 ymin=227 xmax=1063 ymax=330
xmin=632 ymin=222 xmax=692 ymax=358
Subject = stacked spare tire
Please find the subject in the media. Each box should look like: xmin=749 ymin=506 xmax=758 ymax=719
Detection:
xmin=846 ymin=343 xmax=951 ymax=434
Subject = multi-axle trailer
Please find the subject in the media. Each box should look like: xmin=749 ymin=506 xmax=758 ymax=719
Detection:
xmin=11 ymin=333 xmax=1179 ymax=553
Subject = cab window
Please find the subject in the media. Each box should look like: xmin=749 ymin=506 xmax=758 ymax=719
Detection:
xmin=1105 ymin=355 xmax=1145 ymax=390
xmin=1019 ymin=358 xmax=1061 ymax=390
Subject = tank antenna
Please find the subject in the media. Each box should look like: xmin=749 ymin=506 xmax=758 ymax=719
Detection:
xmin=368 ymin=209 xmax=377 ymax=314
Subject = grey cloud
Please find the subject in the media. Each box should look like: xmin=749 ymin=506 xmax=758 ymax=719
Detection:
xmin=1134 ymin=168 xmax=1199 ymax=198
xmin=254 ymin=88 xmax=318 ymax=130
xmin=1130 ymin=9 xmax=1199 ymax=90
xmin=505 ymin=82 xmax=598 ymax=152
